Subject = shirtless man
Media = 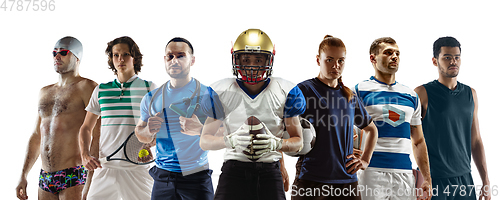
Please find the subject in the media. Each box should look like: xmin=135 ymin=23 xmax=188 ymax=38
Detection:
xmin=16 ymin=36 xmax=100 ymax=200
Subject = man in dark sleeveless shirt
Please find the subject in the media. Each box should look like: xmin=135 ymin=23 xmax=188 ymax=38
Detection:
xmin=415 ymin=37 xmax=491 ymax=200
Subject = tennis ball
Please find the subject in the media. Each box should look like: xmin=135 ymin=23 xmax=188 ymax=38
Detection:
xmin=138 ymin=149 xmax=149 ymax=158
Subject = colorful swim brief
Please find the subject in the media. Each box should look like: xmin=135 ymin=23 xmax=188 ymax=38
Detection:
xmin=39 ymin=165 xmax=87 ymax=194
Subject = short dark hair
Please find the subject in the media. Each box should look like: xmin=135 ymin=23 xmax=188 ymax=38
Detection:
xmin=369 ymin=37 xmax=397 ymax=55
xmin=105 ymin=36 xmax=143 ymax=75
xmin=166 ymin=37 xmax=194 ymax=55
xmin=433 ymin=36 xmax=461 ymax=58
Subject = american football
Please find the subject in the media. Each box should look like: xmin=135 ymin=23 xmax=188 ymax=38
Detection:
xmin=244 ymin=116 xmax=267 ymax=161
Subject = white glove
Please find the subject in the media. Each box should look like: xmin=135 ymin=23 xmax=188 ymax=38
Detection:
xmin=252 ymin=123 xmax=283 ymax=156
xmin=224 ymin=124 xmax=252 ymax=153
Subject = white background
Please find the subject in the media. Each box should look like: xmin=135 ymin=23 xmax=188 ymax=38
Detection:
xmin=2 ymin=0 xmax=498 ymax=199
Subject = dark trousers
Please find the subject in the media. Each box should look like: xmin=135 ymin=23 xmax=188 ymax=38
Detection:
xmin=431 ymin=173 xmax=477 ymax=200
xmin=214 ymin=160 xmax=286 ymax=200
xmin=149 ymin=166 xmax=214 ymax=200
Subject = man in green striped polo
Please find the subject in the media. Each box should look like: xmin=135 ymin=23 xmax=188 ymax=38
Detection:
xmin=79 ymin=36 xmax=157 ymax=200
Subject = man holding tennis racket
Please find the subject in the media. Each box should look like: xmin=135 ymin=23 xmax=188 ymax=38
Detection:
xmin=135 ymin=37 xmax=215 ymax=200
xmin=79 ymin=36 xmax=157 ymax=200
xmin=16 ymin=36 xmax=99 ymax=200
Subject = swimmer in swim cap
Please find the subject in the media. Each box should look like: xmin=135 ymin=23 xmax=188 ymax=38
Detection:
xmin=53 ymin=36 xmax=82 ymax=74
xmin=16 ymin=36 xmax=99 ymax=200
xmin=54 ymin=36 xmax=83 ymax=60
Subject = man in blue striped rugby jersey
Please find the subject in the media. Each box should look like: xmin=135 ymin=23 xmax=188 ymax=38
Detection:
xmin=354 ymin=37 xmax=432 ymax=200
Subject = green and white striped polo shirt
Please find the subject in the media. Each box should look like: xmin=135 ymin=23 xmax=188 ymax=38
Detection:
xmin=86 ymin=75 xmax=156 ymax=168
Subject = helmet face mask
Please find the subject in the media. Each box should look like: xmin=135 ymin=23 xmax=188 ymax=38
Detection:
xmin=232 ymin=29 xmax=275 ymax=84
xmin=232 ymin=52 xmax=273 ymax=84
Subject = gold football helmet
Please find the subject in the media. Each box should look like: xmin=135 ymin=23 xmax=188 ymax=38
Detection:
xmin=232 ymin=29 xmax=275 ymax=84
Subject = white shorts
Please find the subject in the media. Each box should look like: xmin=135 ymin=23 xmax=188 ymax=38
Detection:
xmin=358 ymin=168 xmax=416 ymax=200
xmin=87 ymin=167 xmax=154 ymax=200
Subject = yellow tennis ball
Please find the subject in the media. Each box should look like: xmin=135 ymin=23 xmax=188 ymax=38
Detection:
xmin=138 ymin=149 xmax=149 ymax=158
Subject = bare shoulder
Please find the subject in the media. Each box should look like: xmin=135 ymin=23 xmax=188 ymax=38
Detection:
xmin=76 ymin=77 xmax=98 ymax=91
xmin=470 ymin=87 xmax=478 ymax=103
xmin=40 ymin=83 xmax=56 ymax=92
xmin=75 ymin=77 xmax=98 ymax=105
xmin=414 ymin=85 xmax=427 ymax=96
xmin=414 ymin=85 xmax=428 ymax=101
xmin=39 ymin=83 xmax=57 ymax=97
xmin=470 ymin=87 xmax=477 ymax=95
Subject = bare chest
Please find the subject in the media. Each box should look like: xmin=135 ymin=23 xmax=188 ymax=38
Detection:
xmin=38 ymin=86 xmax=84 ymax=118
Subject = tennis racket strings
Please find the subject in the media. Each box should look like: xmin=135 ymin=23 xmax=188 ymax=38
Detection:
xmin=124 ymin=133 xmax=155 ymax=164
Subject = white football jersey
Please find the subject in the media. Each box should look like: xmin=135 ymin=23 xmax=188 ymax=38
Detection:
xmin=209 ymin=77 xmax=298 ymax=163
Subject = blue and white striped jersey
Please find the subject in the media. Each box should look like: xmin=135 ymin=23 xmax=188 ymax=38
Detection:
xmin=355 ymin=76 xmax=421 ymax=173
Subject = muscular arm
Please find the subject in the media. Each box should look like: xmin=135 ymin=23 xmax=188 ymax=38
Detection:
xmin=470 ymin=88 xmax=490 ymax=199
xmin=20 ymin=115 xmax=42 ymax=180
xmin=78 ymin=80 xmax=100 ymax=199
xmin=413 ymin=86 xmax=432 ymax=177
xmin=281 ymin=116 xmax=303 ymax=153
xmin=414 ymin=86 xmax=428 ymax=119
xmin=410 ymin=125 xmax=431 ymax=182
xmin=84 ymin=118 xmax=100 ymax=198
xmin=79 ymin=112 xmax=100 ymax=168
xmin=199 ymin=117 xmax=225 ymax=151
xmin=79 ymin=81 xmax=100 ymax=161
xmin=279 ymin=151 xmax=289 ymax=192
xmin=410 ymin=124 xmax=433 ymax=198
xmin=360 ymin=122 xmax=378 ymax=166
xmin=414 ymin=85 xmax=434 ymax=190
xmin=80 ymin=113 xmax=101 ymax=199
xmin=16 ymin=114 xmax=42 ymax=200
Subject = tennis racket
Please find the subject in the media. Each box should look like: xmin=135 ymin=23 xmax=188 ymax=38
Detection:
xmin=99 ymin=132 xmax=155 ymax=165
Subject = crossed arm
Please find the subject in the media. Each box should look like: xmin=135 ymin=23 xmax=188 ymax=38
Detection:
xmin=348 ymin=122 xmax=378 ymax=174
